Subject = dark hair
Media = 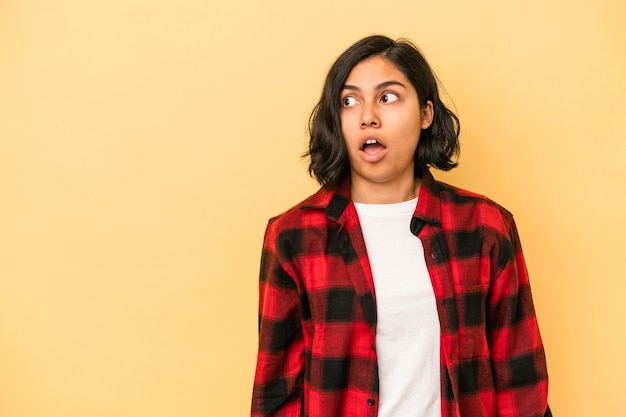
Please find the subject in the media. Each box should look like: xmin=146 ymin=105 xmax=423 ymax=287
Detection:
xmin=305 ymin=35 xmax=460 ymax=188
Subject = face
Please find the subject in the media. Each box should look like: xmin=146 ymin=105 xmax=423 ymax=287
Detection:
xmin=340 ymin=56 xmax=433 ymax=193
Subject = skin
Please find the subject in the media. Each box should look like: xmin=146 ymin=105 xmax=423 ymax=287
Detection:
xmin=340 ymin=56 xmax=433 ymax=204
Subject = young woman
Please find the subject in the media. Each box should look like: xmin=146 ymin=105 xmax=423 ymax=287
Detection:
xmin=252 ymin=35 xmax=551 ymax=417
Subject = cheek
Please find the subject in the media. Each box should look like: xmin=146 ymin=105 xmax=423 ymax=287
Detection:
xmin=340 ymin=116 xmax=358 ymax=142
xmin=339 ymin=114 xmax=348 ymax=135
xmin=395 ymin=112 xmax=423 ymax=138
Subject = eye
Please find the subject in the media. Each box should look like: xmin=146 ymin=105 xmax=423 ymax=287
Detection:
xmin=342 ymin=96 xmax=358 ymax=107
xmin=381 ymin=92 xmax=399 ymax=103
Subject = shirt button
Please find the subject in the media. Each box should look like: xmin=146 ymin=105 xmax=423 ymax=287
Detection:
xmin=431 ymin=252 xmax=436 ymax=259
xmin=367 ymin=398 xmax=375 ymax=406
xmin=371 ymin=344 xmax=376 ymax=351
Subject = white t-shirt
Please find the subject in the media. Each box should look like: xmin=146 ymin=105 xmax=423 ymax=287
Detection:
xmin=354 ymin=198 xmax=441 ymax=417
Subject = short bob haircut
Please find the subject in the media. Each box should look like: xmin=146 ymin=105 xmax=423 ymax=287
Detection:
xmin=306 ymin=35 xmax=460 ymax=188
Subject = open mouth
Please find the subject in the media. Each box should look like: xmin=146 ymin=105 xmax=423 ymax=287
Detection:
xmin=358 ymin=138 xmax=387 ymax=162
xmin=361 ymin=139 xmax=387 ymax=155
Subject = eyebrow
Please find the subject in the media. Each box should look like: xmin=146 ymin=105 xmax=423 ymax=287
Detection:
xmin=342 ymin=80 xmax=406 ymax=92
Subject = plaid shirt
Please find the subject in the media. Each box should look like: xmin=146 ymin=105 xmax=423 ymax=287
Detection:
xmin=252 ymin=170 xmax=550 ymax=417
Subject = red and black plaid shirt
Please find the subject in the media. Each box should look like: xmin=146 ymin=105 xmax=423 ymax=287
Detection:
xmin=252 ymin=170 xmax=550 ymax=417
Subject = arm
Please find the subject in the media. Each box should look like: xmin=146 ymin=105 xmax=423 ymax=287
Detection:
xmin=251 ymin=221 xmax=304 ymax=417
xmin=487 ymin=219 xmax=551 ymax=417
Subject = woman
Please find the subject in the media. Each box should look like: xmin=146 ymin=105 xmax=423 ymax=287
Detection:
xmin=252 ymin=35 xmax=551 ymax=417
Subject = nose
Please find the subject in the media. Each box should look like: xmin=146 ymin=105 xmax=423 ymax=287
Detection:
xmin=360 ymin=102 xmax=380 ymax=128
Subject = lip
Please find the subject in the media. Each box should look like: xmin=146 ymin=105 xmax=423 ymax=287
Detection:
xmin=359 ymin=136 xmax=387 ymax=163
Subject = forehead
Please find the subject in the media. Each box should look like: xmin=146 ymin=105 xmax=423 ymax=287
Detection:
xmin=344 ymin=56 xmax=410 ymax=86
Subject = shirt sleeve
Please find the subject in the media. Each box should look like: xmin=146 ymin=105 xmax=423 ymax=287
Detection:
xmin=251 ymin=220 xmax=304 ymax=417
xmin=486 ymin=218 xmax=550 ymax=417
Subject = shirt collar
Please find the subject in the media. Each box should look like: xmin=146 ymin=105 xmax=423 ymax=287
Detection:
xmin=414 ymin=169 xmax=442 ymax=227
xmin=300 ymin=169 xmax=443 ymax=227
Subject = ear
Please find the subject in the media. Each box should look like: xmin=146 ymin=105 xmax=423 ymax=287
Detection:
xmin=420 ymin=100 xmax=434 ymax=129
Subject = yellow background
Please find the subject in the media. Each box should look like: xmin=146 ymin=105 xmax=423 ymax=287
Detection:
xmin=1 ymin=1 xmax=624 ymax=416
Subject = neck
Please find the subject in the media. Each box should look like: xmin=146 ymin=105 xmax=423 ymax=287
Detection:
xmin=350 ymin=175 xmax=421 ymax=204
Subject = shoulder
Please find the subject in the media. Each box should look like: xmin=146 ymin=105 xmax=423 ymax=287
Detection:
xmin=261 ymin=187 xmax=338 ymax=264
xmin=433 ymin=179 xmax=514 ymax=234
xmin=265 ymin=186 xmax=333 ymax=237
